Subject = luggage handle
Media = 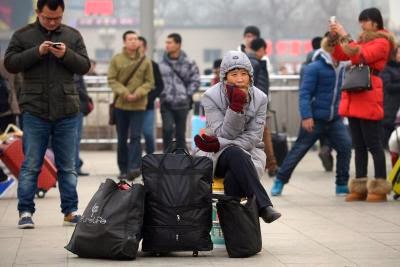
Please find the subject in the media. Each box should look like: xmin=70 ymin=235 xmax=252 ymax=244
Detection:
xmin=0 ymin=124 xmax=23 ymax=142
xmin=268 ymin=109 xmax=281 ymax=134
xmin=158 ymin=148 xmax=195 ymax=170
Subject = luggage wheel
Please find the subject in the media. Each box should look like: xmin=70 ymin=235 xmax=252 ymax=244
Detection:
xmin=394 ymin=194 xmax=400 ymax=200
xmin=36 ymin=189 xmax=46 ymax=198
xmin=192 ymin=251 xmax=198 ymax=257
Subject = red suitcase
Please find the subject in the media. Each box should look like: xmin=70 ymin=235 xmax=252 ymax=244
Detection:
xmin=0 ymin=137 xmax=57 ymax=198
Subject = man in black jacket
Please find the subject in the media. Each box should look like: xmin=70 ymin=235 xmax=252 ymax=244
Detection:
xmin=247 ymin=38 xmax=278 ymax=177
xmin=4 ymin=0 xmax=90 ymax=229
xmin=138 ymin=36 xmax=164 ymax=154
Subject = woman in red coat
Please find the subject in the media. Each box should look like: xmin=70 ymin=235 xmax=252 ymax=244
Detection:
xmin=325 ymin=7 xmax=397 ymax=202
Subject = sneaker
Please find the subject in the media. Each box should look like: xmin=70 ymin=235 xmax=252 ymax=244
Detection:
xmin=63 ymin=212 xmax=81 ymax=226
xmin=18 ymin=212 xmax=35 ymax=229
xmin=336 ymin=185 xmax=349 ymax=196
xmin=0 ymin=177 xmax=16 ymax=198
xmin=259 ymin=206 xmax=282 ymax=223
xmin=271 ymin=179 xmax=284 ymax=196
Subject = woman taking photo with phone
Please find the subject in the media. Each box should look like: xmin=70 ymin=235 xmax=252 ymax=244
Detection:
xmin=325 ymin=7 xmax=397 ymax=202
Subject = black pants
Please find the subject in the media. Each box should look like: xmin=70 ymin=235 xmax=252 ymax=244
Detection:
xmin=160 ymin=104 xmax=189 ymax=152
xmin=348 ymin=117 xmax=386 ymax=178
xmin=215 ymin=146 xmax=273 ymax=209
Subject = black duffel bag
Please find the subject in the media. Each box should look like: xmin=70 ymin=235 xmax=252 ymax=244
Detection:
xmin=215 ymin=195 xmax=262 ymax=258
xmin=65 ymin=179 xmax=145 ymax=260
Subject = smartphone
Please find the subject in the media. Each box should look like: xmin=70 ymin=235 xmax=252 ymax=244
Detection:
xmin=51 ymin=42 xmax=62 ymax=48
xmin=330 ymin=16 xmax=336 ymax=23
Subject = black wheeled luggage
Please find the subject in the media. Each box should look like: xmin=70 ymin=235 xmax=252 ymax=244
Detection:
xmin=269 ymin=109 xmax=288 ymax=166
xmin=141 ymin=149 xmax=213 ymax=255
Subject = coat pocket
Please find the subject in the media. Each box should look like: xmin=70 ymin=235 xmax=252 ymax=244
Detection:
xmin=62 ymin=83 xmax=80 ymax=115
xmin=19 ymin=84 xmax=47 ymax=113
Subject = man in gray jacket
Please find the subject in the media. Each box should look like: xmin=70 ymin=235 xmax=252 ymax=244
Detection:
xmin=194 ymin=51 xmax=281 ymax=223
xmin=4 ymin=0 xmax=90 ymax=229
xmin=159 ymin=33 xmax=200 ymax=151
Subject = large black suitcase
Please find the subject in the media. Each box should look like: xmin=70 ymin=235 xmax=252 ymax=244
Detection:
xmin=270 ymin=109 xmax=288 ymax=166
xmin=141 ymin=149 xmax=213 ymax=255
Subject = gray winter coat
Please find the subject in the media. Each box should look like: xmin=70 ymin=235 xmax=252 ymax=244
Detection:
xmin=158 ymin=51 xmax=200 ymax=109
xmin=195 ymin=83 xmax=268 ymax=179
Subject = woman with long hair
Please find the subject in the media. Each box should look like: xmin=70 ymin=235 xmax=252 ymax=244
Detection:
xmin=325 ymin=7 xmax=397 ymax=202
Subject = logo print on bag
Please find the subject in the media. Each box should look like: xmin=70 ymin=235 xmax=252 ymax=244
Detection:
xmin=91 ymin=203 xmax=99 ymax=217
xmin=81 ymin=202 xmax=107 ymax=224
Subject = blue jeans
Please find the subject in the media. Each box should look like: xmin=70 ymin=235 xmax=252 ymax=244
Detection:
xmin=276 ymin=118 xmax=351 ymax=186
xmin=142 ymin=109 xmax=155 ymax=154
xmin=18 ymin=112 xmax=79 ymax=215
xmin=75 ymin=112 xmax=84 ymax=171
xmin=160 ymin=103 xmax=189 ymax=152
xmin=114 ymin=108 xmax=145 ymax=175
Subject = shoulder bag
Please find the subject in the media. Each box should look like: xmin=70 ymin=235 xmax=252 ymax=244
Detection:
xmin=109 ymin=56 xmax=145 ymax=125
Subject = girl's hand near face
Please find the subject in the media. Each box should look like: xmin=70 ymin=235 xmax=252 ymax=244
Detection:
xmin=329 ymin=21 xmax=348 ymax=37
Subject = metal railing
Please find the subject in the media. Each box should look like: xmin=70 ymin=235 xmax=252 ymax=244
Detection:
xmin=81 ymin=74 xmax=301 ymax=146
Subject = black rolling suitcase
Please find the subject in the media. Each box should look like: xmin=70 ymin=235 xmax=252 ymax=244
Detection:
xmin=269 ymin=109 xmax=288 ymax=166
xmin=141 ymin=149 xmax=213 ymax=256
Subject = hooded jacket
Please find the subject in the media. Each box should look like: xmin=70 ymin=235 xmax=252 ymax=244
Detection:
xmin=299 ymin=48 xmax=346 ymax=121
xmin=195 ymin=51 xmax=267 ymax=179
xmin=324 ymin=30 xmax=397 ymax=120
xmin=158 ymin=51 xmax=200 ymax=109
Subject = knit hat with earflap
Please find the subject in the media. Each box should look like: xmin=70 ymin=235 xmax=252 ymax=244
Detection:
xmin=219 ymin=50 xmax=254 ymax=86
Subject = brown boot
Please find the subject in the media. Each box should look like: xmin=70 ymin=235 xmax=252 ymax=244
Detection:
xmin=345 ymin=178 xmax=367 ymax=201
xmin=366 ymin=179 xmax=392 ymax=202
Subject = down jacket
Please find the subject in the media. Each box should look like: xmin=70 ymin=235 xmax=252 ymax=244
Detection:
xmin=325 ymin=30 xmax=397 ymax=120
xmin=299 ymin=49 xmax=346 ymax=121
xmin=196 ymin=83 xmax=267 ymax=179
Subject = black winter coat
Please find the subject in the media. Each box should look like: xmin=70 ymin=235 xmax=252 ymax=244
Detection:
xmin=4 ymin=20 xmax=90 ymax=121
xmin=247 ymin=52 xmax=270 ymax=96
xmin=381 ymin=60 xmax=400 ymax=126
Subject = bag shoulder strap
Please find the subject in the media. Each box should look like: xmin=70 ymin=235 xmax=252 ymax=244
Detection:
xmin=165 ymin=59 xmax=187 ymax=87
xmin=121 ymin=56 xmax=146 ymax=86
xmin=113 ymin=56 xmax=146 ymax=104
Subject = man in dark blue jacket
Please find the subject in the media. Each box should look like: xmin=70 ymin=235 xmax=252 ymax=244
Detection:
xmin=271 ymin=40 xmax=351 ymax=196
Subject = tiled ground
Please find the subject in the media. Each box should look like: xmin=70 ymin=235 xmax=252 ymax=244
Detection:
xmin=0 ymin=150 xmax=399 ymax=267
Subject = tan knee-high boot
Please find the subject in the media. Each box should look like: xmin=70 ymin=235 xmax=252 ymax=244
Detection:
xmin=366 ymin=178 xmax=392 ymax=202
xmin=345 ymin=178 xmax=368 ymax=201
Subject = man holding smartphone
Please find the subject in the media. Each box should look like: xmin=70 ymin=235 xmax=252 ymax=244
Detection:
xmin=4 ymin=0 xmax=90 ymax=229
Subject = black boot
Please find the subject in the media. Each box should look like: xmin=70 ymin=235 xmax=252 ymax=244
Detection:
xmin=259 ymin=206 xmax=281 ymax=223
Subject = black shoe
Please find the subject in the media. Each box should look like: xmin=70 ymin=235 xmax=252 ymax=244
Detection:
xmin=268 ymin=168 xmax=278 ymax=178
xmin=126 ymin=168 xmax=141 ymax=181
xmin=318 ymin=146 xmax=333 ymax=172
xmin=77 ymin=170 xmax=90 ymax=176
xmin=259 ymin=206 xmax=281 ymax=223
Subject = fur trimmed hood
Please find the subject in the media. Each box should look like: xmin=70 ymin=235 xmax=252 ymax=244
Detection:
xmin=343 ymin=29 xmax=397 ymax=56
xmin=322 ymin=30 xmax=397 ymax=57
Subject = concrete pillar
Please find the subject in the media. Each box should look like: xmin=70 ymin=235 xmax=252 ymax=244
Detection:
xmin=140 ymin=0 xmax=154 ymax=59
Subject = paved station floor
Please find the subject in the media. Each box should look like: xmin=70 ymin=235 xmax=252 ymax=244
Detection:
xmin=0 ymin=150 xmax=399 ymax=266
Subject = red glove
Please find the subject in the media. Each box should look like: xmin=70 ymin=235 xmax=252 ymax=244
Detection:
xmin=226 ymin=84 xmax=247 ymax=113
xmin=194 ymin=134 xmax=220 ymax=152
